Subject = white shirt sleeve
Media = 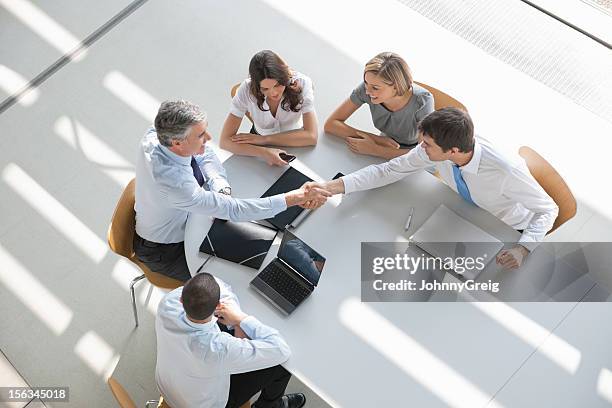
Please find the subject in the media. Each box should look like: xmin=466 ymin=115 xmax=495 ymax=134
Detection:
xmin=219 ymin=316 xmax=291 ymax=374
xmin=502 ymin=167 xmax=559 ymax=250
xmin=229 ymin=80 xmax=251 ymax=118
xmin=300 ymin=75 xmax=315 ymax=114
xmin=342 ymin=145 xmax=434 ymax=194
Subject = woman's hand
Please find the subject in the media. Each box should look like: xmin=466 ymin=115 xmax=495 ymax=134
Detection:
xmin=345 ymin=132 xmax=381 ymax=156
xmin=263 ymin=148 xmax=289 ymax=166
xmin=231 ymin=133 xmax=269 ymax=145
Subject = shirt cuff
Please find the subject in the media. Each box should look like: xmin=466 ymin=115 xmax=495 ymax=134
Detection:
xmin=239 ymin=315 xmax=262 ymax=338
xmin=341 ymin=175 xmax=356 ymax=194
xmin=517 ymin=234 xmax=540 ymax=252
xmin=209 ymin=177 xmax=231 ymax=193
xmin=270 ymin=194 xmax=288 ymax=212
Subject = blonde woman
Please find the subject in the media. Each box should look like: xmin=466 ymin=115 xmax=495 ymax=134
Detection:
xmin=220 ymin=50 xmax=318 ymax=166
xmin=325 ymin=52 xmax=434 ymax=159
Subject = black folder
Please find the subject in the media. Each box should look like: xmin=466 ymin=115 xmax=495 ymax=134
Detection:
xmin=199 ymin=219 xmax=278 ymax=269
xmin=260 ymin=167 xmax=313 ymax=230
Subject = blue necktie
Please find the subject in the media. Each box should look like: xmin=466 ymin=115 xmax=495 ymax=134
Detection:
xmin=191 ymin=156 xmax=205 ymax=187
xmin=452 ymin=164 xmax=475 ymax=205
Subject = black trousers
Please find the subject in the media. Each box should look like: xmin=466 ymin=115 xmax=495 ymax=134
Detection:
xmin=218 ymin=323 xmax=291 ymax=408
xmin=133 ymin=233 xmax=192 ymax=282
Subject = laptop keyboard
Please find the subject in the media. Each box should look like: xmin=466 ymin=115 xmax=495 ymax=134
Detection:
xmin=259 ymin=262 xmax=310 ymax=306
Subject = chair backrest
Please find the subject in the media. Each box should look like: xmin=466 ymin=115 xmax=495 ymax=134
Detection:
xmin=230 ymin=82 xmax=254 ymax=124
xmin=230 ymin=83 xmax=240 ymax=98
xmin=414 ymin=81 xmax=467 ymax=111
xmin=107 ymin=179 xmax=183 ymax=289
xmin=519 ymin=146 xmax=577 ymax=234
xmin=108 ymin=179 xmax=137 ymax=259
xmin=108 ymin=377 xmax=137 ymax=408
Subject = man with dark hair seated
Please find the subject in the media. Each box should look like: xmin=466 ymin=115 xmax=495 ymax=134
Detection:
xmin=309 ymin=108 xmax=558 ymax=269
xmin=155 ymin=272 xmax=305 ymax=408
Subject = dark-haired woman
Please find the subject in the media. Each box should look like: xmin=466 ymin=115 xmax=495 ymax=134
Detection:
xmin=220 ymin=50 xmax=318 ymax=166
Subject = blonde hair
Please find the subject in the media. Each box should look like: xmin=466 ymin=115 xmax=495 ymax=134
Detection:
xmin=364 ymin=52 xmax=413 ymax=96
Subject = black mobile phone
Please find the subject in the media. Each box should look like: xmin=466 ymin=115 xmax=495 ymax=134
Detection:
xmin=332 ymin=172 xmax=345 ymax=180
xmin=279 ymin=152 xmax=296 ymax=163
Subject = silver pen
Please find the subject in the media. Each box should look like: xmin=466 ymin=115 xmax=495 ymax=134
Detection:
xmin=404 ymin=207 xmax=414 ymax=231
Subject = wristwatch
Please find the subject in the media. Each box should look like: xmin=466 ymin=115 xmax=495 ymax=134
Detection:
xmin=218 ymin=187 xmax=232 ymax=195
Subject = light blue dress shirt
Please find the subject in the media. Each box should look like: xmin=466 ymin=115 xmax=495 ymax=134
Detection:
xmin=135 ymin=128 xmax=287 ymax=243
xmin=155 ymin=281 xmax=291 ymax=408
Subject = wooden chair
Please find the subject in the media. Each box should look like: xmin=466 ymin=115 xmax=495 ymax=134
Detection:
xmin=230 ymin=82 xmax=253 ymax=123
xmin=414 ymin=81 xmax=467 ymax=111
xmin=519 ymin=146 xmax=576 ymax=234
xmin=107 ymin=179 xmax=183 ymax=327
xmin=108 ymin=377 xmax=251 ymax=408
xmin=107 ymin=377 xmax=169 ymax=408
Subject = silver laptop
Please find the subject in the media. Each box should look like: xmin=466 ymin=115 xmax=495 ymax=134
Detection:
xmin=410 ymin=205 xmax=504 ymax=279
xmin=250 ymin=231 xmax=325 ymax=315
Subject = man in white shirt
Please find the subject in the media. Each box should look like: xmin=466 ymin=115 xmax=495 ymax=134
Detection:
xmin=134 ymin=100 xmax=330 ymax=281
xmin=156 ymin=272 xmax=306 ymax=408
xmin=310 ymin=108 xmax=558 ymax=269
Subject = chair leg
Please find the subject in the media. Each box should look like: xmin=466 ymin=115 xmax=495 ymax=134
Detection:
xmin=129 ymin=274 xmax=146 ymax=327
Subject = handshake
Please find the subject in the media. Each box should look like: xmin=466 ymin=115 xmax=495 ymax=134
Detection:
xmin=284 ymin=179 xmax=346 ymax=209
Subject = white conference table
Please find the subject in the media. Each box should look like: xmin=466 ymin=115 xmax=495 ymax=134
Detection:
xmin=184 ymin=136 xmax=591 ymax=408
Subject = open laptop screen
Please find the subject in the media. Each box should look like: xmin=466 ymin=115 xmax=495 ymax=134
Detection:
xmin=278 ymin=231 xmax=325 ymax=286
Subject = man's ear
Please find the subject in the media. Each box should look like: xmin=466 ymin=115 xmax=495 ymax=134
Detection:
xmin=179 ymin=296 xmax=183 ymax=304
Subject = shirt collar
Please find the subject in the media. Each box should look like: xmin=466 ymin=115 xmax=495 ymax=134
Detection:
xmin=160 ymin=144 xmax=191 ymax=166
xmin=458 ymin=139 xmax=482 ymax=175
xmin=183 ymin=313 xmax=220 ymax=331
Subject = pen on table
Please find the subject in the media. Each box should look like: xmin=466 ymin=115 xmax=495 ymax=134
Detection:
xmin=404 ymin=207 xmax=414 ymax=231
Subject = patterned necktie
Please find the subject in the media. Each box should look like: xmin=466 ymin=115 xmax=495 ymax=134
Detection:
xmin=191 ymin=156 xmax=205 ymax=187
xmin=452 ymin=164 xmax=475 ymax=205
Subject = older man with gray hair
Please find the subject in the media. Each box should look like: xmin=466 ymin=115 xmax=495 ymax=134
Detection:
xmin=134 ymin=100 xmax=329 ymax=281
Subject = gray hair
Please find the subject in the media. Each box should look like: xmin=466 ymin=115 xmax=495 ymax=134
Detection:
xmin=154 ymin=100 xmax=207 ymax=147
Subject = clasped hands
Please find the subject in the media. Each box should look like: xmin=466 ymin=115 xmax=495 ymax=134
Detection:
xmin=298 ymin=181 xmax=333 ymax=209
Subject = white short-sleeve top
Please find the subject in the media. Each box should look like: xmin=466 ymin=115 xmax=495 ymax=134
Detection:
xmin=229 ymin=72 xmax=315 ymax=136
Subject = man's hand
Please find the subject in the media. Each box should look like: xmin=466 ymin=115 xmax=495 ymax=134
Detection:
xmin=285 ymin=183 xmax=332 ymax=207
xmin=214 ymin=301 xmax=248 ymax=327
xmin=300 ymin=182 xmax=329 ymax=209
xmin=263 ymin=148 xmax=289 ymax=166
xmin=496 ymin=245 xmax=530 ymax=270
xmin=300 ymin=181 xmax=346 ymax=209
xmin=231 ymin=133 xmax=269 ymax=146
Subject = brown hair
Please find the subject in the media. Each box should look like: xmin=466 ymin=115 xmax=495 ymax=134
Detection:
xmin=418 ymin=108 xmax=475 ymax=153
xmin=248 ymin=50 xmax=303 ymax=113
xmin=364 ymin=52 xmax=413 ymax=96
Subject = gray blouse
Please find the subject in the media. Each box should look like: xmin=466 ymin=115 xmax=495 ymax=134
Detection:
xmin=350 ymin=82 xmax=434 ymax=147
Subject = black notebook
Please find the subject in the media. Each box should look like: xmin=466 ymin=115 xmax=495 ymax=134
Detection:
xmin=260 ymin=167 xmax=313 ymax=230
xmin=199 ymin=219 xmax=278 ymax=269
